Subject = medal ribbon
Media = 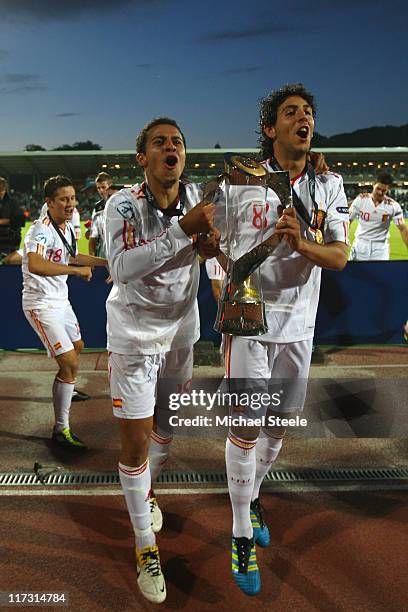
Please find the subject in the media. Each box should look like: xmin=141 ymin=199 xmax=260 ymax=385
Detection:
xmin=142 ymin=182 xmax=186 ymax=218
xmin=47 ymin=212 xmax=77 ymax=257
xmin=268 ymin=158 xmax=322 ymax=230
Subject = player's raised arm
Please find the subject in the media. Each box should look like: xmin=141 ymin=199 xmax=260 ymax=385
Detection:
xmin=105 ymin=195 xmax=215 ymax=284
xmin=275 ymin=208 xmax=348 ymax=270
xmin=275 ymin=174 xmax=349 ymax=270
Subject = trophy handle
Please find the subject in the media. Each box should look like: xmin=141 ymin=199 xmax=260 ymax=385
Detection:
xmin=229 ymin=233 xmax=281 ymax=287
xmin=202 ymin=173 xmax=229 ymax=202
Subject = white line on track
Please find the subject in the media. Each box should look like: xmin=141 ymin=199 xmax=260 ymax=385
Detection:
xmin=0 ymin=487 xmax=227 ymax=496
xmin=0 ymin=483 xmax=407 ymax=496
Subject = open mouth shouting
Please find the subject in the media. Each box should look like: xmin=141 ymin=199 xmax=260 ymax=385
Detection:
xmin=296 ymin=126 xmax=310 ymax=141
xmin=164 ymin=155 xmax=178 ymax=170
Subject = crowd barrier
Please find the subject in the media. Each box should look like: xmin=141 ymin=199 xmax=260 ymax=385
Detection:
xmin=2 ymin=262 xmax=407 ymax=350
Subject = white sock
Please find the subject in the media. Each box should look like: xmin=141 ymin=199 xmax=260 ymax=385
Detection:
xmin=251 ymin=430 xmax=283 ymax=501
xmin=119 ymin=460 xmax=156 ymax=550
xmin=226 ymin=433 xmax=257 ymax=539
xmin=149 ymin=430 xmax=172 ymax=484
xmin=52 ymin=377 xmax=74 ymax=432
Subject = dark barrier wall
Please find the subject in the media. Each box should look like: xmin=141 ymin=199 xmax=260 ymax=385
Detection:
xmin=2 ymin=262 xmax=407 ymax=350
xmin=315 ymin=261 xmax=407 ymax=345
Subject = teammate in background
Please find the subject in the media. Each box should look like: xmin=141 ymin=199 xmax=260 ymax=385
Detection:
xmin=3 ymin=202 xmax=81 ymax=266
xmin=22 ymin=176 xmax=108 ymax=449
xmin=349 ymin=172 xmax=408 ymax=260
xmin=39 ymin=202 xmax=91 ymax=402
xmin=94 ymin=172 xmax=113 ymax=214
xmin=104 ymin=117 xmax=219 ymax=604
xmin=89 ymin=184 xmax=120 ymax=258
xmin=85 ymin=172 xmax=113 ymax=240
xmin=223 ymin=84 xmax=349 ymax=595
xmin=41 ymin=201 xmax=81 ymax=241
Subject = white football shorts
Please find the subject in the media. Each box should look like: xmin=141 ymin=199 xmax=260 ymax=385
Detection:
xmin=223 ymin=335 xmax=313 ymax=414
xmin=108 ymin=346 xmax=194 ymax=421
xmin=349 ymin=239 xmax=389 ymax=261
xmin=24 ymin=304 xmax=81 ymax=358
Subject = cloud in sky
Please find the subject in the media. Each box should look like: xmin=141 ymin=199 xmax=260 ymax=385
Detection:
xmin=0 ymin=50 xmax=9 ymax=61
xmin=56 ymin=112 xmax=81 ymax=118
xmin=197 ymin=23 xmax=307 ymax=44
xmin=0 ymin=73 xmax=46 ymax=94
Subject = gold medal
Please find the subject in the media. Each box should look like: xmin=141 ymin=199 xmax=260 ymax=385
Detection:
xmin=315 ymin=229 xmax=324 ymax=244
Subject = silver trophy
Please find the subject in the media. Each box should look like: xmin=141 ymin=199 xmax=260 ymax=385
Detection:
xmin=209 ymin=154 xmax=291 ymax=336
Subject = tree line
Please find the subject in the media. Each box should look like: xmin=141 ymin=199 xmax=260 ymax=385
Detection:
xmin=24 ymin=124 xmax=408 ymax=151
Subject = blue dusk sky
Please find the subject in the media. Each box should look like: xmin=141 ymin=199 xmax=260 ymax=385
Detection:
xmin=0 ymin=0 xmax=407 ymax=151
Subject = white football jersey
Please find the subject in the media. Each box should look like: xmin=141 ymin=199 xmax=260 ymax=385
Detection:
xmin=205 ymin=257 xmax=225 ymax=281
xmin=22 ymin=215 xmax=77 ymax=310
xmin=40 ymin=203 xmax=81 ymax=240
xmin=104 ymin=182 xmax=202 ymax=355
xmin=350 ymin=194 xmax=404 ymax=243
xmin=217 ymin=166 xmax=349 ymax=343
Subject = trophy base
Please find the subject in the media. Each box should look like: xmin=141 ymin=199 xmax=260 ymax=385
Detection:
xmin=214 ymin=301 xmax=268 ymax=336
